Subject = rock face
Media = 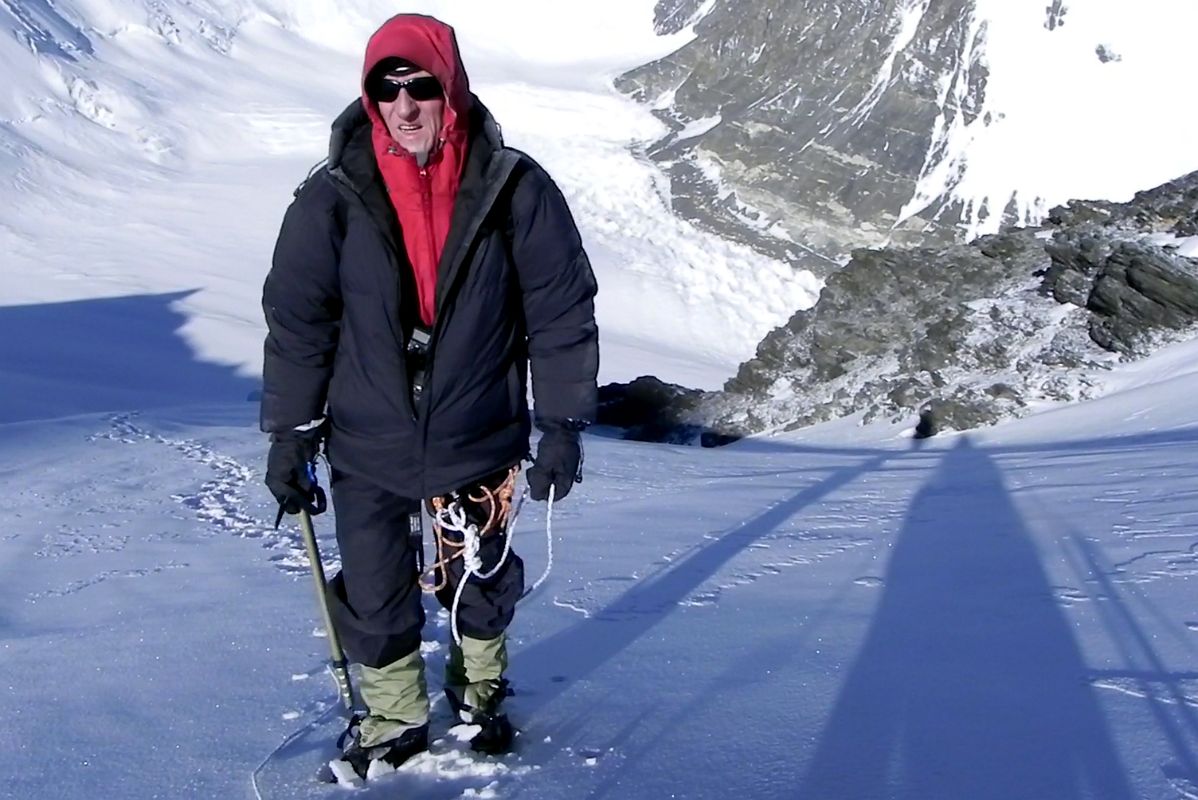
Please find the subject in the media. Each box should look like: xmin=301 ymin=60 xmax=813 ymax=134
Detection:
xmin=617 ymin=0 xmax=990 ymax=275
xmin=597 ymin=171 xmax=1198 ymax=441
xmin=596 ymin=376 xmax=707 ymax=444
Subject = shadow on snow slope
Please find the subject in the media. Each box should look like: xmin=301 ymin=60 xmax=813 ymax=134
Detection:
xmin=0 ymin=0 xmax=93 ymax=60
xmin=513 ymin=428 xmax=1198 ymax=798
xmin=794 ymin=438 xmax=1134 ymax=800
xmin=1069 ymin=534 xmax=1198 ymax=798
xmin=513 ymin=442 xmax=908 ymax=712
xmin=0 ymin=291 xmax=260 ymax=424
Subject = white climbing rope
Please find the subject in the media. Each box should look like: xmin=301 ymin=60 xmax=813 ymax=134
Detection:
xmin=440 ymin=484 xmax=557 ymax=645
xmin=523 ymin=484 xmax=556 ymax=598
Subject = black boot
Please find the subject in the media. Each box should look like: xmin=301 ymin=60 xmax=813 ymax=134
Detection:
xmin=445 ymin=678 xmax=515 ymax=754
xmin=334 ymin=722 xmax=429 ymax=781
xmin=469 ymin=709 xmax=514 ymax=755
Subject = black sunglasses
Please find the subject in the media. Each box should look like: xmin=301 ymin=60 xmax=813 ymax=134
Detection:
xmin=371 ymin=75 xmax=443 ymax=104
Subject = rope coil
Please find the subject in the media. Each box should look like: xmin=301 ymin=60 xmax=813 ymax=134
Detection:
xmin=418 ymin=465 xmax=555 ymax=644
xmin=420 ymin=465 xmax=519 ymax=593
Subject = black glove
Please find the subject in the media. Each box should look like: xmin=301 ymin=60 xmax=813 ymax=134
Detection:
xmin=527 ymin=428 xmax=583 ymax=501
xmin=265 ymin=430 xmax=326 ymax=524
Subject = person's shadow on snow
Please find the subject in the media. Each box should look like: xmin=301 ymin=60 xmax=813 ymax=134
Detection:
xmin=796 ymin=437 xmax=1134 ymax=800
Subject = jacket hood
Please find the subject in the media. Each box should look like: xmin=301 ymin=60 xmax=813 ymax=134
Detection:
xmin=360 ymin=14 xmax=472 ymax=130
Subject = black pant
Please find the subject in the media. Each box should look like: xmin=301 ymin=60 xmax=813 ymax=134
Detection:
xmin=327 ymin=469 xmax=525 ymax=669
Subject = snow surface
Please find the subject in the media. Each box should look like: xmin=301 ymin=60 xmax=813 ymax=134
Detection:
xmin=5 ymin=336 xmax=1198 ymax=800
xmin=2 ymin=2 xmax=1198 ymax=800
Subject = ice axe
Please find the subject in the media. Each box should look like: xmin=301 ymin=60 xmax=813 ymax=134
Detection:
xmin=296 ymin=503 xmax=355 ymax=716
xmin=250 ymin=495 xmax=358 ymax=799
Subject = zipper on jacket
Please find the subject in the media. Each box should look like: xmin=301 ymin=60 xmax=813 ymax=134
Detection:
xmin=328 ymin=165 xmax=420 ymax=425
xmin=413 ymin=166 xmax=437 ymax=420
xmin=416 ymin=154 xmax=521 ymax=425
xmin=419 ymin=165 xmax=436 ymax=311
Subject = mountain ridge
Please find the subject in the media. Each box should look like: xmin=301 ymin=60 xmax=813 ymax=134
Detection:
xmin=599 ymin=169 xmax=1198 ymax=442
xmin=618 ymin=0 xmax=1197 ymax=276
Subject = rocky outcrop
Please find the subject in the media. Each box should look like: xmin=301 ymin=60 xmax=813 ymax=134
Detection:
xmin=598 ymin=171 xmax=1198 ymax=442
xmin=1040 ymin=172 xmax=1198 ymax=354
xmin=596 ymin=376 xmax=707 ymax=444
xmin=1046 ymin=238 xmax=1198 ymax=354
xmin=1046 ymin=171 xmax=1198 ymax=236
xmin=617 ymin=0 xmax=990 ymax=275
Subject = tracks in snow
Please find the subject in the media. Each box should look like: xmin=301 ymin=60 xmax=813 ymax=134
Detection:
xmin=95 ymin=412 xmax=337 ymax=577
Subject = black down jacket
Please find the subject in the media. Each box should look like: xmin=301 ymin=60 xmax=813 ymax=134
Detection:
xmin=261 ymin=99 xmax=599 ymax=498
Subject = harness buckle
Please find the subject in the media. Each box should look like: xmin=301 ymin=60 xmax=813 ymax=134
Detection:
xmin=407 ymin=327 xmax=432 ymax=401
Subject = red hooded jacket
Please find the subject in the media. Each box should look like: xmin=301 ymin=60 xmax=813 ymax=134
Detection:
xmin=361 ymin=15 xmax=472 ymax=326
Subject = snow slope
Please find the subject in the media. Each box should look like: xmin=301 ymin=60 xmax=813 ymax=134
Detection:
xmin=3 ymin=337 xmax=1197 ymax=800
xmin=903 ymin=0 xmax=1198 ymax=237
xmin=1 ymin=2 xmax=1197 ymax=799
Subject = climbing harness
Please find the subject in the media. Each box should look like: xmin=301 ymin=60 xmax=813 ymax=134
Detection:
xmin=420 ymin=464 xmax=557 ymax=644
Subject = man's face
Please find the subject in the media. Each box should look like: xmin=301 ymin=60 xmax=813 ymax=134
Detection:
xmin=376 ymin=69 xmax=444 ymax=160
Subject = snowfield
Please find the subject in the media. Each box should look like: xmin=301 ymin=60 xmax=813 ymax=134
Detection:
xmin=1 ymin=1 xmax=1197 ymax=799
xmin=5 ymin=340 xmax=1198 ymax=800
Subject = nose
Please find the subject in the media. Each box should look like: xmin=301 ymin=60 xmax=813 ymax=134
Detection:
xmin=393 ymin=90 xmax=419 ymax=119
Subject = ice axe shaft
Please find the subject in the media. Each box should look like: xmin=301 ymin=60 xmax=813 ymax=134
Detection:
xmin=298 ymin=508 xmax=355 ymax=713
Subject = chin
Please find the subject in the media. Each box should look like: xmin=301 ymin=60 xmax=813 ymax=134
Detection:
xmin=397 ymin=138 xmax=431 ymax=155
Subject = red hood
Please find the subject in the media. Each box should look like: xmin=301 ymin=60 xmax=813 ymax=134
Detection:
xmin=360 ymin=14 xmax=472 ymax=137
xmin=359 ymin=14 xmax=472 ymax=327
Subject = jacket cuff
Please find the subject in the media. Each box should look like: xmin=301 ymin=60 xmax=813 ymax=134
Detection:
xmin=270 ymin=423 xmax=326 ymax=443
xmin=535 ymin=417 xmax=589 ymax=436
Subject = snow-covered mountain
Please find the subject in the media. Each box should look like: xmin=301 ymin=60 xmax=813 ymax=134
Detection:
xmin=0 ymin=0 xmax=818 ymax=394
xmin=618 ymin=0 xmax=1198 ymax=274
xmin=597 ymin=0 xmax=1198 ymax=442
